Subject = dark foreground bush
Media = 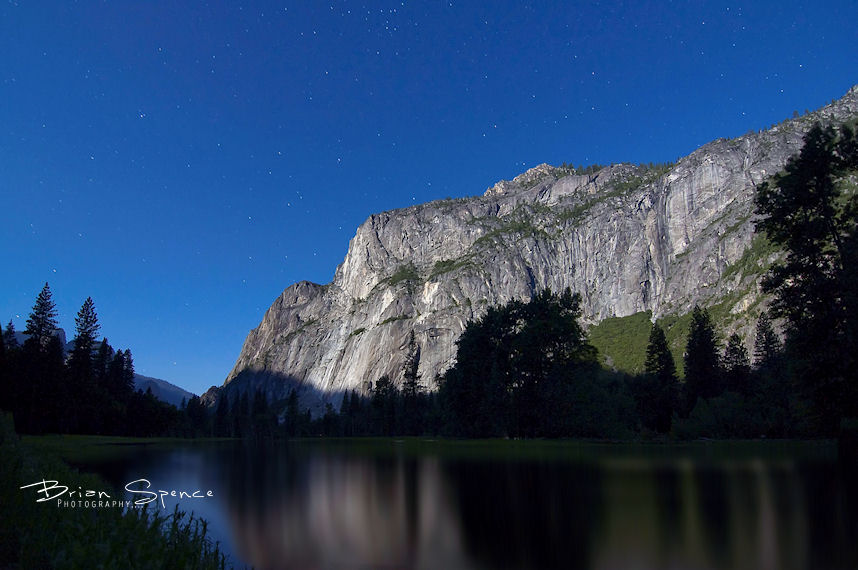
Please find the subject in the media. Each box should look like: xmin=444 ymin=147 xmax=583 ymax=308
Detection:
xmin=0 ymin=413 xmax=227 ymax=569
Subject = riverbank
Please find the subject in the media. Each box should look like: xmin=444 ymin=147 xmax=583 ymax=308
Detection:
xmin=0 ymin=414 xmax=228 ymax=569
xmin=25 ymin=431 xmax=839 ymax=464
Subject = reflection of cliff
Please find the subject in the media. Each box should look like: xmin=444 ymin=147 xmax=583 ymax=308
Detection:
xmin=213 ymin=443 xmax=470 ymax=569
xmin=202 ymin=444 xmax=858 ymax=570
xmin=76 ymin=442 xmax=858 ymax=569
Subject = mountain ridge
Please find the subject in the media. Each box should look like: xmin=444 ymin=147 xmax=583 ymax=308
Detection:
xmin=204 ymin=85 xmax=858 ymax=412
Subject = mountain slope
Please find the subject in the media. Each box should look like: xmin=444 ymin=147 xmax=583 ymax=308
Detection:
xmin=207 ymin=86 xmax=858 ymax=411
xmin=133 ymin=374 xmax=196 ymax=408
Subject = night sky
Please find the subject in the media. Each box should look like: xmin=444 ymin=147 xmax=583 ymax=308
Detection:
xmin=1 ymin=1 xmax=855 ymax=396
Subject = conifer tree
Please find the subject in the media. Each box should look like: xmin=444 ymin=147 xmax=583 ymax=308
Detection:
xmin=402 ymin=330 xmax=421 ymax=398
xmin=24 ymin=283 xmax=58 ymax=349
xmin=683 ymin=306 xmax=721 ymax=412
xmin=754 ymin=122 xmax=858 ymax=433
xmin=723 ymin=334 xmax=751 ymax=395
xmin=638 ymin=323 xmax=678 ymax=432
xmin=752 ymin=312 xmax=782 ymax=369
xmin=68 ymin=298 xmax=100 ymax=386
xmin=215 ymin=393 xmax=230 ymax=437
xmin=3 ymin=320 xmax=17 ymax=348
xmin=122 ymin=349 xmax=136 ymax=395
xmin=93 ymin=338 xmax=115 ymax=390
xmin=0 ymin=321 xmax=7 ymax=411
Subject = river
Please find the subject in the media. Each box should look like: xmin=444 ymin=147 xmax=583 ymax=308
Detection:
xmin=70 ymin=439 xmax=857 ymax=569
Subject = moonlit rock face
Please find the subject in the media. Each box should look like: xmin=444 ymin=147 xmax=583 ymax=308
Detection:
xmin=209 ymin=87 xmax=858 ymax=412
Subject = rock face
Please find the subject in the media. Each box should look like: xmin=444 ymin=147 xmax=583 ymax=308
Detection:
xmin=209 ymin=86 xmax=858 ymax=411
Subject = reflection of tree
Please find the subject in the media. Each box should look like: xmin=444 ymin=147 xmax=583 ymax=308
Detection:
xmin=442 ymin=459 xmax=604 ymax=569
xmin=693 ymin=467 xmax=730 ymax=566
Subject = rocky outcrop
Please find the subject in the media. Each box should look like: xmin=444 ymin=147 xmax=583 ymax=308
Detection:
xmin=209 ymin=86 xmax=858 ymax=411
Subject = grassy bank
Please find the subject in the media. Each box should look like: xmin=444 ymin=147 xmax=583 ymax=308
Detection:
xmin=23 ymin=433 xmax=235 ymax=465
xmin=0 ymin=414 xmax=227 ymax=569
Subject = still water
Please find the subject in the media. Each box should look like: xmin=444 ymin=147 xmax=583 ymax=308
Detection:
xmin=73 ymin=439 xmax=857 ymax=569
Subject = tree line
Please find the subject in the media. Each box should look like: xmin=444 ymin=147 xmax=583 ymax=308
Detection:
xmin=0 ymin=285 xmax=185 ymax=436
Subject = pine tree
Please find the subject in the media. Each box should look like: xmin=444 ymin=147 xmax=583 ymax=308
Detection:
xmin=3 ymin=320 xmax=17 ymax=348
xmin=72 ymin=298 xmax=100 ymax=355
xmin=68 ymin=298 xmax=100 ymax=383
xmin=723 ymin=334 xmax=751 ymax=395
xmin=401 ymin=330 xmax=423 ymax=435
xmin=24 ymin=283 xmax=58 ymax=350
xmin=683 ymin=306 xmax=721 ymax=412
xmin=638 ymin=323 xmax=678 ymax=432
xmin=67 ymin=298 xmax=102 ymax=434
xmin=0 ymin=321 xmax=7 ymax=411
xmin=753 ymin=312 xmax=782 ymax=369
xmin=754 ymin=123 xmax=858 ymax=433
xmin=93 ymin=338 xmax=115 ymax=391
xmin=402 ymin=330 xmax=421 ymax=398
xmin=122 ymin=349 xmax=135 ymax=394
xmin=215 ymin=393 xmax=231 ymax=437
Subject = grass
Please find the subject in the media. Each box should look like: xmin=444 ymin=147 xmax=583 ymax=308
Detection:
xmin=586 ymin=301 xmax=747 ymax=380
xmin=430 ymin=256 xmax=476 ymax=279
xmin=0 ymin=415 xmax=228 ymax=569
xmin=23 ymin=434 xmax=234 ymax=465
xmin=378 ymin=315 xmax=411 ymax=326
xmin=388 ymin=263 xmax=419 ymax=286
xmin=722 ymin=233 xmax=780 ymax=281
xmin=588 ymin=311 xmax=654 ymax=375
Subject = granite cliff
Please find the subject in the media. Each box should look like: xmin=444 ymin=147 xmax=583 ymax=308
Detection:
xmin=205 ymin=86 xmax=858 ymax=411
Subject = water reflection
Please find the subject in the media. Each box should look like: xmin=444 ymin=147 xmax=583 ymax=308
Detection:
xmin=76 ymin=441 xmax=858 ymax=569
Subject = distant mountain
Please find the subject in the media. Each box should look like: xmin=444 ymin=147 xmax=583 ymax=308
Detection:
xmin=133 ymin=374 xmax=196 ymax=409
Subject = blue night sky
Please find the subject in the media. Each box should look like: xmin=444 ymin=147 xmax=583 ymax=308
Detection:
xmin=1 ymin=1 xmax=855 ymax=396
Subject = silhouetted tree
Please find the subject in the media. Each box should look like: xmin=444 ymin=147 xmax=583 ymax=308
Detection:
xmin=214 ymin=393 xmax=231 ymax=437
xmin=636 ymin=323 xmax=678 ymax=433
xmin=723 ymin=334 xmax=751 ymax=395
xmin=755 ymin=122 xmax=858 ymax=433
xmin=24 ymin=283 xmax=58 ymax=350
xmin=440 ymin=288 xmax=599 ymax=437
xmin=371 ymin=375 xmax=397 ymax=435
xmin=3 ymin=320 xmax=17 ymax=349
xmin=401 ymin=330 xmax=424 ymax=434
xmin=683 ymin=306 xmax=721 ymax=412
xmin=752 ymin=312 xmax=782 ymax=370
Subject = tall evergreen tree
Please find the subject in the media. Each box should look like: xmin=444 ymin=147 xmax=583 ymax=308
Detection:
xmin=723 ymin=334 xmax=751 ymax=395
xmin=24 ymin=283 xmax=58 ymax=349
xmin=72 ymin=298 xmax=100 ymax=355
xmin=93 ymin=338 xmax=115 ymax=391
xmin=754 ymin=122 xmax=858 ymax=433
xmin=67 ymin=298 xmax=103 ymax=434
xmin=19 ymin=284 xmax=64 ymax=433
xmin=122 ymin=350 xmax=135 ymax=387
xmin=3 ymin=320 xmax=17 ymax=349
xmin=0 ymin=321 xmax=7 ymax=411
xmin=67 ymin=298 xmax=100 ymax=390
xmin=402 ymin=330 xmax=421 ymax=398
xmin=215 ymin=393 xmax=231 ymax=437
xmin=401 ymin=330 xmax=423 ymax=434
xmin=637 ymin=323 xmax=678 ymax=433
xmin=753 ymin=312 xmax=782 ymax=369
xmin=683 ymin=305 xmax=721 ymax=412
